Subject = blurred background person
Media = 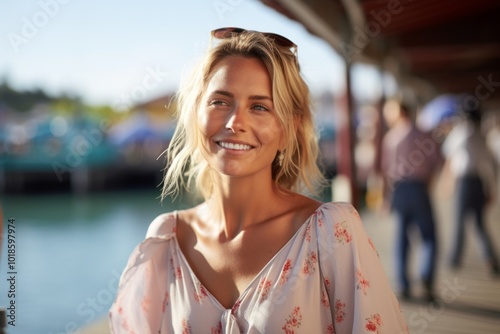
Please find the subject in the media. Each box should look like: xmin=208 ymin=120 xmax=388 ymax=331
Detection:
xmin=486 ymin=118 xmax=500 ymax=167
xmin=381 ymin=99 xmax=443 ymax=301
xmin=442 ymin=103 xmax=499 ymax=275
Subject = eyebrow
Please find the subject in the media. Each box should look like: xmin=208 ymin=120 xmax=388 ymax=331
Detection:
xmin=212 ymin=90 xmax=273 ymax=102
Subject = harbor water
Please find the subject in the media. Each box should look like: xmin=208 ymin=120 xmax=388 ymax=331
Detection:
xmin=0 ymin=189 xmax=195 ymax=334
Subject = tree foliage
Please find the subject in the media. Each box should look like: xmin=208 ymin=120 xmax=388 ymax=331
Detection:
xmin=0 ymin=80 xmax=54 ymax=112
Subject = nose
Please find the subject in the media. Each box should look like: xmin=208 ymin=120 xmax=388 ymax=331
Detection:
xmin=225 ymin=105 xmax=247 ymax=133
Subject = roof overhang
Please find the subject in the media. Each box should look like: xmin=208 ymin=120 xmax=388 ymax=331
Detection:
xmin=261 ymin=0 xmax=500 ymax=107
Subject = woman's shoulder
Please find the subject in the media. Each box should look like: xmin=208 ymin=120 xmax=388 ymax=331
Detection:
xmin=315 ymin=202 xmax=372 ymax=253
xmin=315 ymin=201 xmax=362 ymax=224
xmin=145 ymin=212 xmax=178 ymax=239
xmin=319 ymin=201 xmax=359 ymax=214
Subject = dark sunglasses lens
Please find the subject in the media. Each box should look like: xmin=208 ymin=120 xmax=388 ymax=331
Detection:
xmin=268 ymin=34 xmax=295 ymax=48
xmin=212 ymin=27 xmax=245 ymax=39
xmin=212 ymin=28 xmax=296 ymax=49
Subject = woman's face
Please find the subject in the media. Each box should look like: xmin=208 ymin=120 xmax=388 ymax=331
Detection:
xmin=198 ymin=55 xmax=284 ymax=179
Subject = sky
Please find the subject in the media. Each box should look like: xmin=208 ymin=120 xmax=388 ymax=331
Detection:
xmin=0 ymin=0 xmax=385 ymax=108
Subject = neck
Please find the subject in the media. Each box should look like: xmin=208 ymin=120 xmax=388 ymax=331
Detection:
xmin=204 ymin=172 xmax=287 ymax=239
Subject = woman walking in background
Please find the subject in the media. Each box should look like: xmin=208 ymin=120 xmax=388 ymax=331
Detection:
xmin=442 ymin=104 xmax=499 ymax=275
xmin=381 ymin=100 xmax=442 ymax=302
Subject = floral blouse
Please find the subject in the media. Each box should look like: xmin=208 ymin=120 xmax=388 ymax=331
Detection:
xmin=109 ymin=202 xmax=408 ymax=333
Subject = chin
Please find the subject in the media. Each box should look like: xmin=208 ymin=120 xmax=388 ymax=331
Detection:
xmin=218 ymin=168 xmax=247 ymax=177
xmin=211 ymin=162 xmax=246 ymax=177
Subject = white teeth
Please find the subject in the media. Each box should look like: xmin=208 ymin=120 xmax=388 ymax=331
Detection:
xmin=218 ymin=142 xmax=251 ymax=150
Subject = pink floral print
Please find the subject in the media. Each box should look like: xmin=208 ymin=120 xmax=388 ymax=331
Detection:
xmin=334 ymin=221 xmax=352 ymax=244
xmin=280 ymin=259 xmax=293 ymax=285
xmin=169 ymin=257 xmax=176 ymax=280
xmin=321 ymin=291 xmax=330 ymax=307
xmin=304 ymin=223 xmax=312 ymax=242
xmin=368 ymin=237 xmax=379 ymax=257
xmin=141 ymin=296 xmax=150 ymax=313
xmin=162 ymin=291 xmax=169 ymax=312
xmin=211 ymin=321 xmax=222 ymax=334
xmin=334 ymin=299 xmax=346 ymax=324
xmin=181 ymin=318 xmax=191 ymax=334
xmin=176 ymin=266 xmax=183 ymax=280
xmin=365 ymin=313 xmax=382 ymax=333
xmin=120 ymin=317 xmax=130 ymax=332
xmin=302 ymin=251 xmax=318 ymax=274
xmin=356 ymin=269 xmax=370 ymax=296
xmin=318 ymin=211 xmax=325 ymax=227
xmin=282 ymin=306 xmax=302 ymax=334
xmin=231 ymin=299 xmax=241 ymax=314
xmin=324 ymin=276 xmax=332 ymax=292
xmin=348 ymin=205 xmax=361 ymax=221
xmin=194 ymin=282 xmax=208 ymax=303
xmin=258 ymin=278 xmax=272 ymax=301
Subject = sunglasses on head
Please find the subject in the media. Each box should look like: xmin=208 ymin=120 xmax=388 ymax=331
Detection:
xmin=211 ymin=27 xmax=297 ymax=50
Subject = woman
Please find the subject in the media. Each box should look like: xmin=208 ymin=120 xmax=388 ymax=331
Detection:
xmin=442 ymin=105 xmax=499 ymax=274
xmin=110 ymin=28 xmax=408 ymax=333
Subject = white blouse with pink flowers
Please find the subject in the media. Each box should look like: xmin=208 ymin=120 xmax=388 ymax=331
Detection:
xmin=109 ymin=202 xmax=408 ymax=333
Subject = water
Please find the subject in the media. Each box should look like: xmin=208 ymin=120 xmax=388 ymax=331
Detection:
xmin=0 ymin=190 xmax=196 ymax=334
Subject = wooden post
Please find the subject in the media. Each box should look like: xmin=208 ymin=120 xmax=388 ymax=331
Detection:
xmin=374 ymin=67 xmax=386 ymax=174
xmin=345 ymin=62 xmax=359 ymax=207
xmin=335 ymin=62 xmax=358 ymax=207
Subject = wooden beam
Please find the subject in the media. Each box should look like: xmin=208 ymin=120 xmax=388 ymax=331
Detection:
xmin=274 ymin=0 xmax=346 ymax=53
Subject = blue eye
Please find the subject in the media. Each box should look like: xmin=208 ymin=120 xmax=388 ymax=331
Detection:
xmin=253 ymin=104 xmax=270 ymax=112
xmin=209 ymin=99 xmax=227 ymax=106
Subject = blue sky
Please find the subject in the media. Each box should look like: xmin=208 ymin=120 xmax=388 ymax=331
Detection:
xmin=0 ymin=0 xmax=384 ymax=107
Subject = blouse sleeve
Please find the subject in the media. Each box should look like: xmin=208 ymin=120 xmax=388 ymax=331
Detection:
xmin=317 ymin=202 xmax=409 ymax=333
xmin=109 ymin=213 xmax=176 ymax=334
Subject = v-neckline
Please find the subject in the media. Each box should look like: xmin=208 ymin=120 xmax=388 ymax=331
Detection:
xmin=172 ymin=203 xmax=326 ymax=311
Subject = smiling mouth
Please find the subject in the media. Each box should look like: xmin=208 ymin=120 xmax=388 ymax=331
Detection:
xmin=217 ymin=141 xmax=253 ymax=151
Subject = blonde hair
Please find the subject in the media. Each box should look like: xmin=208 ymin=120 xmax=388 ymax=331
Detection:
xmin=161 ymin=30 xmax=324 ymax=200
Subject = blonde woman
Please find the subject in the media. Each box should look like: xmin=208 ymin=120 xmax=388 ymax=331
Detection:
xmin=110 ymin=28 xmax=407 ymax=333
